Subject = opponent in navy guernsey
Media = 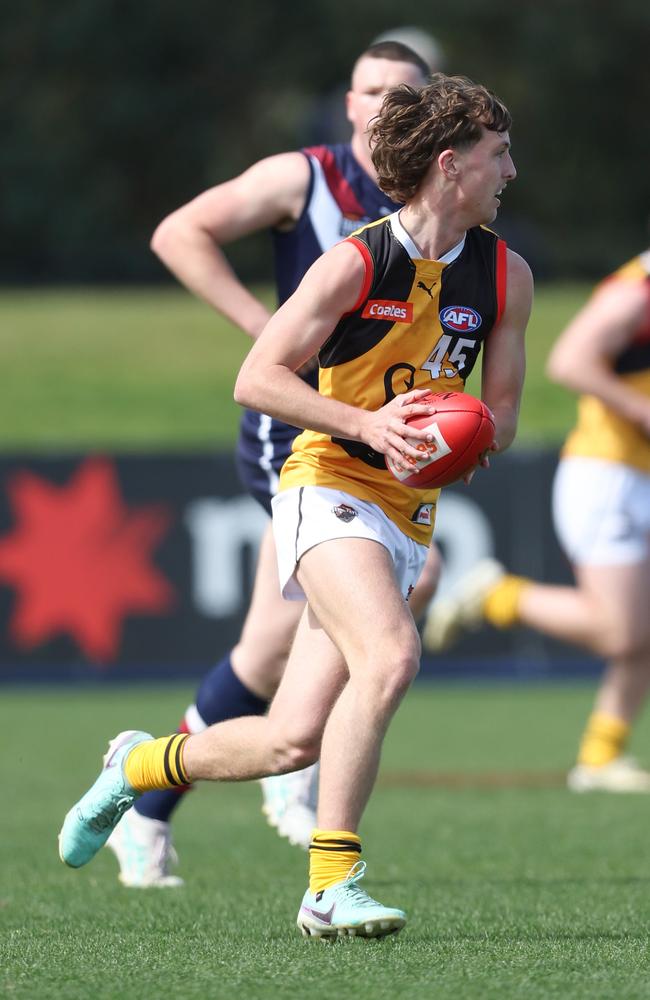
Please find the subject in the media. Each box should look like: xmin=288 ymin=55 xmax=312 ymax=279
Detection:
xmin=104 ymin=41 xmax=440 ymax=888
xmin=59 ymin=73 xmax=532 ymax=938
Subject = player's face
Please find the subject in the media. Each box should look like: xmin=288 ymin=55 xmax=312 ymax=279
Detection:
xmin=346 ymin=57 xmax=427 ymax=143
xmin=453 ymin=127 xmax=516 ymax=225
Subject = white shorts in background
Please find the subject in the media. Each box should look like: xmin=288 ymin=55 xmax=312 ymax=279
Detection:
xmin=552 ymin=457 xmax=650 ymax=566
xmin=271 ymin=486 xmax=428 ymax=601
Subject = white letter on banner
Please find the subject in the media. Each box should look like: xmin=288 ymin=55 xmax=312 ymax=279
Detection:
xmin=185 ymin=497 xmax=267 ymax=617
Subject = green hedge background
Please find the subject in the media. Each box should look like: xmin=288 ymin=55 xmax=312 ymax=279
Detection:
xmin=3 ymin=1 xmax=649 ymax=284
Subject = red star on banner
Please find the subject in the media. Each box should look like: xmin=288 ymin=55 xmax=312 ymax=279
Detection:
xmin=0 ymin=457 xmax=175 ymax=663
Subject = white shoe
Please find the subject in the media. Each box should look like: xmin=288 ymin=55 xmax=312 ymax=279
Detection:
xmin=260 ymin=762 xmax=318 ymax=851
xmin=106 ymin=808 xmax=184 ymax=887
xmin=567 ymin=756 xmax=650 ymax=793
xmin=297 ymin=861 xmax=406 ymax=939
xmin=422 ymin=558 xmax=505 ymax=651
xmin=59 ymin=730 xmax=150 ymax=869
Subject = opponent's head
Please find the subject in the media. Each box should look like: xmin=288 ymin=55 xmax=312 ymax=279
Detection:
xmin=346 ymin=41 xmax=430 ymax=145
xmin=371 ymin=73 xmax=515 ymax=223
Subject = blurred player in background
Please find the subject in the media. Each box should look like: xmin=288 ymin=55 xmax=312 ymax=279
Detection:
xmin=106 ymin=40 xmax=442 ymax=889
xmin=307 ymin=26 xmax=445 ymax=146
xmin=425 ymin=249 xmax=650 ymax=791
xmin=59 ymin=72 xmax=531 ymax=939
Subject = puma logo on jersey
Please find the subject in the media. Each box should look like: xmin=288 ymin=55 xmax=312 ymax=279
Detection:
xmin=417 ymin=280 xmax=437 ymax=299
xmin=362 ymin=299 xmax=414 ymax=322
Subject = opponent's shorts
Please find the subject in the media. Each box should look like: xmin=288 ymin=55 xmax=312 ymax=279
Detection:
xmin=552 ymin=456 xmax=650 ymax=566
xmin=236 ymin=411 xmax=300 ymax=515
xmin=271 ymin=485 xmax=428 ymax=601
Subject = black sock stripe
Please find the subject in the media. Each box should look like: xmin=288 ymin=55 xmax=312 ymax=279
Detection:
xmin=309 ymin=842 xmax=362 ymax=853
xmin=174 ymin=734 xmax=189 ymax=785
xmin=313 ymin=838 xmax=361 ymax=846
xmin=163 ymin=736 xmax=180 ymax=787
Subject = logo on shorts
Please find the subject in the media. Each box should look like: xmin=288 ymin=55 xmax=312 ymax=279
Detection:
xmin=411 ymin=503 xmax=435 ymax=526
xmin=332 ymin=503 xmax=357 ymax=523
xmin=439 ymin=305 xmax=482 ymax=332
xmin=361 ymin=299 xmax=413 ymax=323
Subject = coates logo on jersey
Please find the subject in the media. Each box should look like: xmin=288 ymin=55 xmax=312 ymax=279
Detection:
xmin=362 ymin=299 xmax=414 ymax=323
xmin=439 ymin=305 xmax=482 ymax=333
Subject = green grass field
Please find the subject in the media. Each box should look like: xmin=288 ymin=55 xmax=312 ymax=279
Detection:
xmin=0 ymin=283 xmax=590 ymax=450
xmin=3 ymin=683 xmax=650 ymax=1000
xmin=3 ymin=285 xmax=642 ymax=998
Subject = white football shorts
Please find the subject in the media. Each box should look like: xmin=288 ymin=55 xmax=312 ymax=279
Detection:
xmin=271 ymin=485 xmax=428 ymax=601
xmin=552 ymin=456 xmax=650 ymax=566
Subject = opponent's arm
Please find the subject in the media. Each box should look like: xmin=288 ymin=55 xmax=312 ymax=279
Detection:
xmin=480 ymin=249 xmax=533 ymax=452
xmin=546 ymin=278 xmax=650 ymax=435
xmin=151 ymin=152 xmax=311 ymax=338
xmin=235 ymin=242 xmax=437 ymax=468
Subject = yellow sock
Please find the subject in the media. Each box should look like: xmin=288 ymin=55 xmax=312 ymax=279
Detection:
xmin=483 ymin=575 xmax=530 ymax=629
xmin=123 ymin=733 xmax=190 ymax=792
xmin=577 ymin=712 xmax=629 ymax=767
xmin=309 ymin=829 xmax=361 ymax=893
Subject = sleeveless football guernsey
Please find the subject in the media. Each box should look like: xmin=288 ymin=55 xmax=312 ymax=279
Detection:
xmin=279 ymin=212 xmax=508 ymax=544
xmin=562 ymin=251 xmax=650 ymax=472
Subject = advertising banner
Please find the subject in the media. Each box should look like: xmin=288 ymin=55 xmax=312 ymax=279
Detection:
xmin=0 ymin=451 xmax=597 ymax=682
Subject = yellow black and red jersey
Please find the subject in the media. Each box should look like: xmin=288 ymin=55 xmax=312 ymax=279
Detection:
xmin=563 ymin=251 xmax=650 ymax=472
xmin=279 ymin=212 xmax=507 ymax=544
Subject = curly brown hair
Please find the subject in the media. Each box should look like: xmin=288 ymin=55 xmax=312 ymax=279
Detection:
xmin=370 ymin=73 xmax=512 ymax=203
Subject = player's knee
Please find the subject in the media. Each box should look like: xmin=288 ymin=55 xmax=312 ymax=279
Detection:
xmin=274 ymin=743 xmax=319 ymax=774
xmin=269 ymin=729 xmax=320 ymax=773
xmin=598 ymin=624 xmax=649 ymax=661
xmin=371 ymin=638 xmax=421 ymax=709
xmin=391 ymin=648 xmax=421 ymax=699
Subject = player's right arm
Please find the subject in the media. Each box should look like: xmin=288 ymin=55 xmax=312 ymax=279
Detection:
xmin=235 ymin=242 xmax=438 ymax=471
xmin=150 ymin=152 xmax=311 ymax=339
xmin=546 ymin=278 xmax=650 ymax=436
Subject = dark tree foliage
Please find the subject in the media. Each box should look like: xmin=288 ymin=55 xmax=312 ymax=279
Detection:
xmin=1 ymin=0 xmax=648 ymax=282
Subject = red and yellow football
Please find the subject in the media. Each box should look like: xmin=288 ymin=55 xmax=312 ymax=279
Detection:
xmin=386 ymin=391 xmax=495 ymax=488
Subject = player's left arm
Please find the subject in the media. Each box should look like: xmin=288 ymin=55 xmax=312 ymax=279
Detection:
xmin=480 ymin=249 xmax=533 ymax=452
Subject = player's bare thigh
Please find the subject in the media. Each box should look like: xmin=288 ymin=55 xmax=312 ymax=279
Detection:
xmin=297 ymin=536 xmax=421 ymax=683
xmin=266 ymin=602 xmax=348 ymax=753
xmin=265 ymin=538 xmax=421 ymax=760
xmin=232 ymin=520 xmax=304 ymax=698
xmin=554 ymin=457 xmax=650 ymax=654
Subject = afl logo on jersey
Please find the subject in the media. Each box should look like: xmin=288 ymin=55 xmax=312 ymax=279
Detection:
xmin=440 ymin=305 xmax=482 ymax=333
